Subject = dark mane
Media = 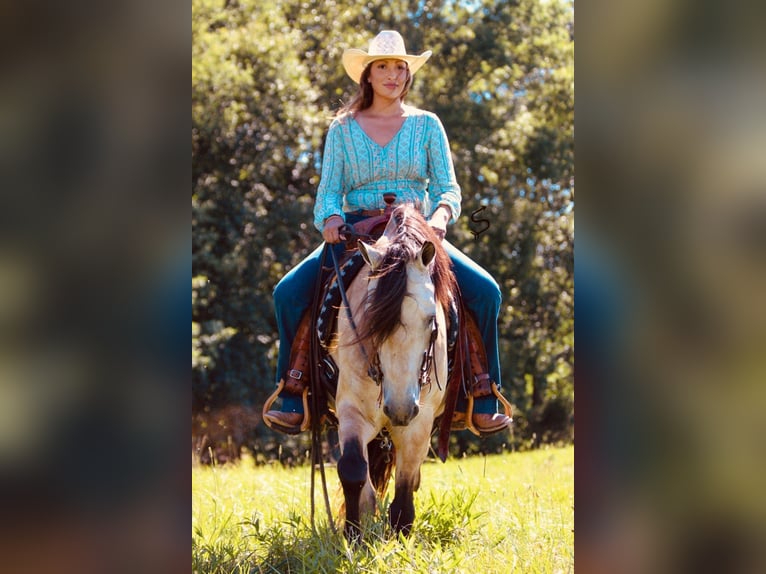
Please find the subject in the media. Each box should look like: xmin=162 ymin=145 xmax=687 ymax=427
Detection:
xmin=359 ymin=205 xmax=456 ymax=350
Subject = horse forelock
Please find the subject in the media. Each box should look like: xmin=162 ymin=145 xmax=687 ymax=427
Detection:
xmin=359 ymin=204 xmax=455 ymax=350
xmin=391 ymin=204 xmax=455 ymax=310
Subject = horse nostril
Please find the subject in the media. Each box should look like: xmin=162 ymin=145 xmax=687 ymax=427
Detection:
xmin=383 ymin=405 xmax=391 ymax=418
xmin=412 ymin=404 xmax=419 ymax=418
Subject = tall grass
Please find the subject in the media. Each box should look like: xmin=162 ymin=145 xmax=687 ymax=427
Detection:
xmin=193 ymin=445 xmax=573 ymax=573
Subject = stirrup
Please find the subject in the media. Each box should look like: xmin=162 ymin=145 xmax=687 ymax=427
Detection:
xmin=465 ymin=381 xmax=513 ymax=437
xmin=262 ymin=379 xmax=311 ymax=434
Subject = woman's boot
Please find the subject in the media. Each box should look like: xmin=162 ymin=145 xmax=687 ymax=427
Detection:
xmin=262 ymin=313 xmax=312 ymax=434
xmin=451 ymin=312 xmax=513 ymax=436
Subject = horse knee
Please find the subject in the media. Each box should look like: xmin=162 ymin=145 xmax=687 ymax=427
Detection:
xmin=338 ymin=440 xmax=366 ymax=497
xmin=338 ymin=440 xmax=367 ymax=488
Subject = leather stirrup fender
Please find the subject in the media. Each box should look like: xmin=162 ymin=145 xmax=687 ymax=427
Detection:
xmin=463 ymin=312 xmax=513 ymax=437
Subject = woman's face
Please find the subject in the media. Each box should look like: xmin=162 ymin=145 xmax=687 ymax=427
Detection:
xmin=367 ymin=59 xmax=409 ymax=101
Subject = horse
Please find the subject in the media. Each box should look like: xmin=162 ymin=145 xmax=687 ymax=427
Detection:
xmin=328 ymin=204 xmax=457 ymax=539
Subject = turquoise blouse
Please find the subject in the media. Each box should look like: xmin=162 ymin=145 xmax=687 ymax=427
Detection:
xmin=313 ymin=108 xmax=462 ymax=231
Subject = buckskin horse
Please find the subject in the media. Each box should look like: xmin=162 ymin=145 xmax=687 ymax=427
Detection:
xmin=322 ymin=204 xmax=457 ymax=539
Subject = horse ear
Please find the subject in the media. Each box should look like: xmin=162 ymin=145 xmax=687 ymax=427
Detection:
xmin=359 ymin=241 xmax=385 ymax=271
xmin=420 ymin=241 xmax=436 ymax=268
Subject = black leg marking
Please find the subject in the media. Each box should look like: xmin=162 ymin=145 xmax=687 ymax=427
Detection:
xmin=337 ymin=439 xmax=367 ymax=540
xmin=388 ymin=480 xmax=415 ymax=536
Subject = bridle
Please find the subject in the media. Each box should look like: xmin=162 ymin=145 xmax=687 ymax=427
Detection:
xmin=329 ymin=227 xmax=383 ymax=387
xmin=419 ymin=315 xmax=441 ymax=391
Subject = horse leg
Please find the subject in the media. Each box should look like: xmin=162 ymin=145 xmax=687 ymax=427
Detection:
xmin=389 ymin=473 xmax=418 ymax=537
xmin=388 ymin=419 xmax=432 ymax=536
xmin=337 ymin=417 xmax=377 ymax=541
xmin=338 ymin=437 xmax=367 ymax=540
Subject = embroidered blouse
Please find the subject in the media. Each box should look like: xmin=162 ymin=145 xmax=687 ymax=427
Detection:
xmin=313 ymin=108 xmax=462 ymax=231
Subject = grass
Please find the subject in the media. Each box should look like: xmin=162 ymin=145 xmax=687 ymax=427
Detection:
xmin=192 ymin=445 xmax=573 ymax=573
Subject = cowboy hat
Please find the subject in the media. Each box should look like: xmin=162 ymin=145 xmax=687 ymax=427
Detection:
xmin=342 ymin=30 xmax=432 ymax=84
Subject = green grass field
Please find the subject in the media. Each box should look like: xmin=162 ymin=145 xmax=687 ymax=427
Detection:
xmin=193 ymin=445 xmax=573 ymax=573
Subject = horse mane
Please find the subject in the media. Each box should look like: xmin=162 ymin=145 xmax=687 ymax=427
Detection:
xmin=359 ymin=204 xmax=456 ymax=351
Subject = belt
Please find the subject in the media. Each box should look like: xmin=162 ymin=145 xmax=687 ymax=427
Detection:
xmin=345 ymin=208 xmax=393 ymax=218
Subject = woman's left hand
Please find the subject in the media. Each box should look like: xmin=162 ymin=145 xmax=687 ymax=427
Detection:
xmin=428 ymin=205 xmax=450 ymax=242
xmin=430 ymin=227 xmax=446 ymax=241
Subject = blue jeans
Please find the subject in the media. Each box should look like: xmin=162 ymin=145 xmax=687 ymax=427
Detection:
xmin=272 ymin=217 xmax=502 ymax=404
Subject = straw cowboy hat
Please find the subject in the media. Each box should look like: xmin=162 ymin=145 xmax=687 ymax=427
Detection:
xmin=342 ymin=30 xmax=432 ymax=84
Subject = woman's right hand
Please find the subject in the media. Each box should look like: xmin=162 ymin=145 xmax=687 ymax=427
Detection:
xmin=322 ymin=215 xmax=347 ymax=244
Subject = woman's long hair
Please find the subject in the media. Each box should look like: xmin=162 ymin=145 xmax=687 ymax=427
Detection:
xmin=336 ymin=62 xmax=413 ymax=118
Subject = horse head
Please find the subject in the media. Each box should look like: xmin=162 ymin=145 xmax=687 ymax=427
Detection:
xmin=357 ymin=205 xmax=454 ymax=427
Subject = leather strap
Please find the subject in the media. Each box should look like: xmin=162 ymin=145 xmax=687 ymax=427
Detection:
xmin=284 ymin=313 xmax=312 ymax=394
xmin=464 ymin=311 xmax=491 ymax=394
xmin=437 ymin=296 xmax=469 ymax=461
xmin=472 ymin=373 xmax=493 ymax=398
xmin=345 ymin=208 xmax=392 ymax=217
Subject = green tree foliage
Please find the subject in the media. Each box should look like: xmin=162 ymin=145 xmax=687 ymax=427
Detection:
xmin=192 ymin=0 xmax=573 ymax=457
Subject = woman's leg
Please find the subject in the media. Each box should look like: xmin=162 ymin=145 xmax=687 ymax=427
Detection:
xmin=273 ymin=213 xmax=370 ymax=381
xmin=264 ymin=243 xmax=329 ymax=433
xmin=444 ymin=242 xmax=511 ymax=434
xmin=273 ymin=243 xmax=325 ymax=387
xmin=444 ymin=242 xmax=502 ymax=386
xmin=263 ymin=244 xmax=328 ymax=434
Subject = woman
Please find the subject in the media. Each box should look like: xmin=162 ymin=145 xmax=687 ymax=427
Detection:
xmin=263 ymin=31 xmax=511 ymax=436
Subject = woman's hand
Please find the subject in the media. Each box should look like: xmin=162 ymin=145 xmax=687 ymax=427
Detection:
xmin=322 ymin=215 xmax=347 ymax=244
xmin=430 ymin=227 xmax=446 ymax=241
xmin=428 ymin=205 xmax=450 ymax=242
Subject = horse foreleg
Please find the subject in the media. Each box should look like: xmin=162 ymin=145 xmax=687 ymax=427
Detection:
xmin=337 ymin=416 xmax=377 ymax=541
xmin=389 ymin=475 xmax=417 ymax=536
xmin=388 ymin=419 xmax=433 ymax=536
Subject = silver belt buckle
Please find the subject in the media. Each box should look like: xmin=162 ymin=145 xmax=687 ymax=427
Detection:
xmin=288 ymin=369 xmax=303 ymax=380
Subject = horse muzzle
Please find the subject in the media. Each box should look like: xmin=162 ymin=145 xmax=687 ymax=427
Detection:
xmin=383 ymin=400 xmax=420 ymax=427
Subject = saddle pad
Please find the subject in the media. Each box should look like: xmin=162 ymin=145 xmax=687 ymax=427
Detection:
xmin=316 ymin=251 xmax=366 ymax=347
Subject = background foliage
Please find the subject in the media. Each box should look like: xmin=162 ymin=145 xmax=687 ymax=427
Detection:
xmin=192 ymin=0 xmax=573 ymax=461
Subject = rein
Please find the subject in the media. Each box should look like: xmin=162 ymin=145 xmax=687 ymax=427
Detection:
xmin=309 ymin=244 xmax=336 ymax=535
xmin=330 ymin=225 xmax=384 ymax=387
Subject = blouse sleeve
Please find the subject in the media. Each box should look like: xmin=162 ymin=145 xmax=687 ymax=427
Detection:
xmin=425 ymin=113 xmax=462 ymax=223
xmin=313 ymin=119 xmax=347 ymax=232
